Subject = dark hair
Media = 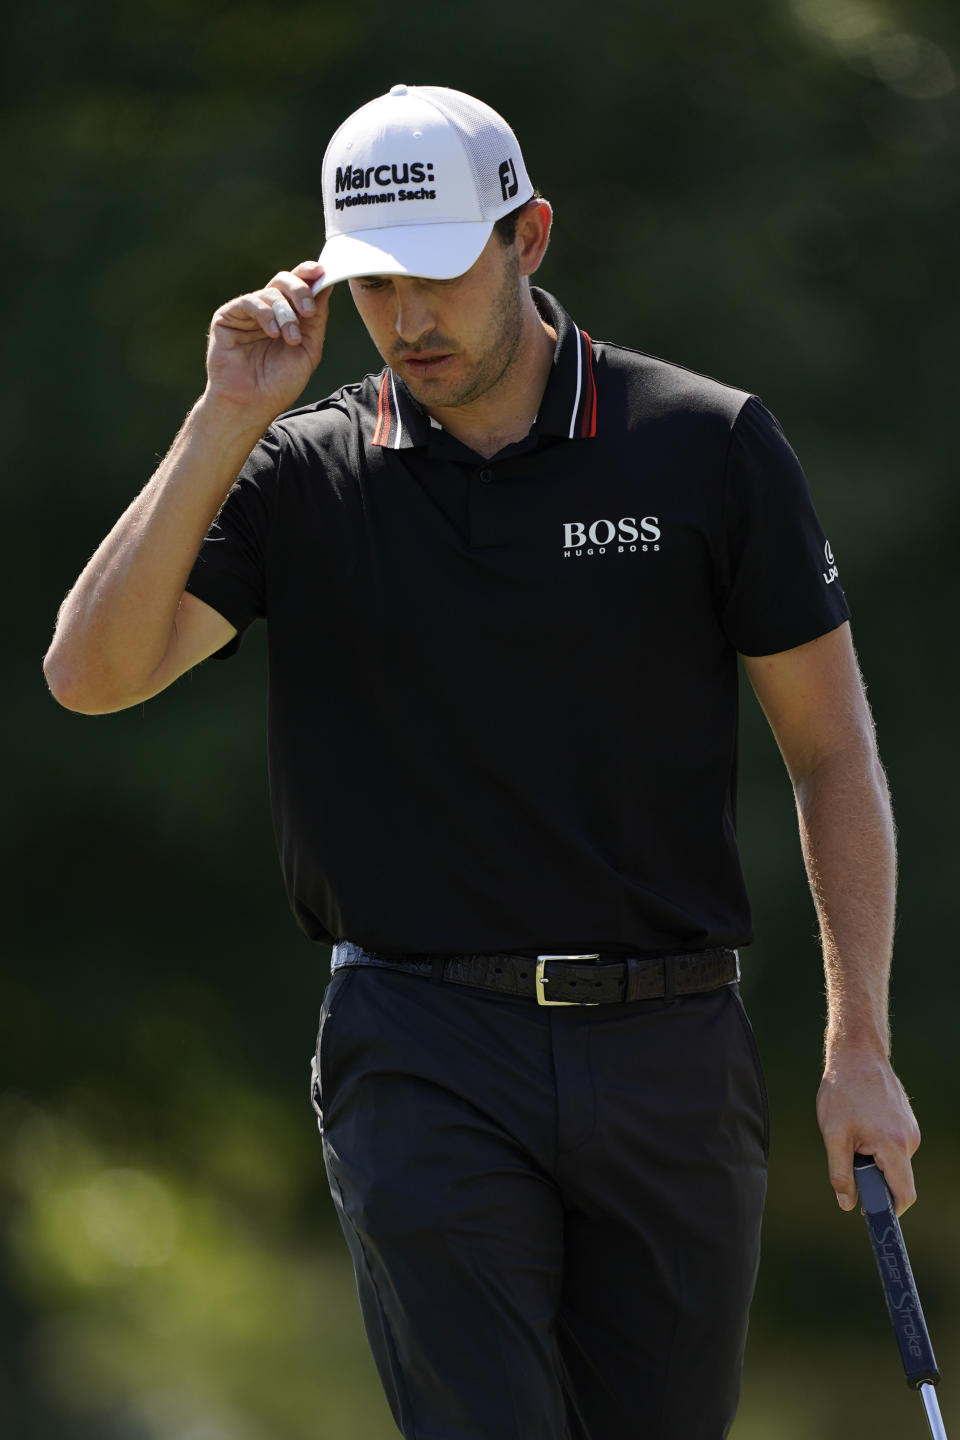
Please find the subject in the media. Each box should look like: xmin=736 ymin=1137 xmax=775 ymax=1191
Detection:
xmin=493 ymin=192 xmax=546 ymax=245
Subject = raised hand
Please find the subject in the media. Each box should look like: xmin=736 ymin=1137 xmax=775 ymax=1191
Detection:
xmin=204 ymin=259 xmax=332 ymax=424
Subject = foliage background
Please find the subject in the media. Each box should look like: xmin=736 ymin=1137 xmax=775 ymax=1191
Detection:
xmin=3 ymin=0 xmax=959 ymax=1435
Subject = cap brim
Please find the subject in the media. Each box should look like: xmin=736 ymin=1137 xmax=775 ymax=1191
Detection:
xmin=312 ymin=220 xmax=495 ymax=292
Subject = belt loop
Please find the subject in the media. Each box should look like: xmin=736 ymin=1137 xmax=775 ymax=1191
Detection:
xmin=430 ymin=956 xmax=445 ymax=986
xmin=662 ymin=957 xmax=677 ymax=1003
xmin=624 ymin=957 xmax=641 ymax=1003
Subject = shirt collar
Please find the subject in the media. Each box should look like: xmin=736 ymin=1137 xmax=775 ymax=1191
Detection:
xmin=368 ymin=287 xmax=598 ymax=450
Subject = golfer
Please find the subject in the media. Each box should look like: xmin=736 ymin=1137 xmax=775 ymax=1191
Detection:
xmin=45 ymin=84 xmax=920 ymax=1438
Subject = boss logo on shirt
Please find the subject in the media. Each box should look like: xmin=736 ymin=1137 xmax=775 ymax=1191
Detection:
xmin=563 ymin=516 xmax=661 ymax=558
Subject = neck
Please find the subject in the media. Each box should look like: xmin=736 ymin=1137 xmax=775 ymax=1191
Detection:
xmin=426 ymin=296 xmax=557 ymax=460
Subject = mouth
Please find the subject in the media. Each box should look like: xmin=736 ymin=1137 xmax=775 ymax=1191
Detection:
xmin=400 ymin=352 xmax=456 ymax=378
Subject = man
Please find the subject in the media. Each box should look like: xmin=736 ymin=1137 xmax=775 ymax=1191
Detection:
xmin=45 ymin=84 xmax=920 ymax=1438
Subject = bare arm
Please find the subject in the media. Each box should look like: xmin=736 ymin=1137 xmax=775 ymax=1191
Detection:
xmin=43 ymin=260 xmax=331 ymax=713
xmin=743 ymin=622 xmax=920 ymax=1215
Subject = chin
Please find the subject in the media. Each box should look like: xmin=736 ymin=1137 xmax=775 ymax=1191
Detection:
xmin=407 ymin=377 xmax=467 ymax=407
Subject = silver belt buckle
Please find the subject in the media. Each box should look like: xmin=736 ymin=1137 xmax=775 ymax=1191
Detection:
xmin=535 ymin=954 xmax=601 ymax=1007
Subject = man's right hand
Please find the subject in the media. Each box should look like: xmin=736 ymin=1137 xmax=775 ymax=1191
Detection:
xmin=45 ymin=258 xmax=335 ymax=714
xmin=204 ymin=259 xmax=332 ymax=423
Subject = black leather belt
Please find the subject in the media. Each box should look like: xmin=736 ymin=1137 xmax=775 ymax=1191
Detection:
xmin=345 ymin=948 xmax=740 ymax=1006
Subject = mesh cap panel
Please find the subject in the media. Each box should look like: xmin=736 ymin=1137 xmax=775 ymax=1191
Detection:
xmin=415 ymin=87 xmax=533 ymax=219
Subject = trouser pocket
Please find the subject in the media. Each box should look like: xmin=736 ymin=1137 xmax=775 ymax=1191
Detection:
xmin=309 ymin=1053 xmax=323 ymax=1132
xmin=310 ymin=967 xmax=358 ymax=1135
xmin=729 ymin=985 xmax=771 ymax=1160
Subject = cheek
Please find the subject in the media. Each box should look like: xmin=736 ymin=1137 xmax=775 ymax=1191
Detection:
xmin=353 ymin=299 xmax=395 ymax=351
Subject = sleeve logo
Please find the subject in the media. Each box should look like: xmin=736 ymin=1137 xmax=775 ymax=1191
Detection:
xmin=823 ymin=540 xmax=839 ymax=585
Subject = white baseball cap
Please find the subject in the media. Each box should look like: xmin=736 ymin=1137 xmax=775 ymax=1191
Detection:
xmin=314 ymin=83 xmax=534 ymax=291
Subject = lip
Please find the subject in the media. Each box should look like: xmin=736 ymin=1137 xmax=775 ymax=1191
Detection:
xmin=401 ymin=352 xmax=455 ymax=376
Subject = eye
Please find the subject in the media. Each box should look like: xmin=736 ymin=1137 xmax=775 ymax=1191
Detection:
xmin=356 ymin=277 xmax=389 ymax=292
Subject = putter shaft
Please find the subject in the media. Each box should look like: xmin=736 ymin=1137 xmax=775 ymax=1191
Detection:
xmin=922 ymin=1383 xmax=948 ymax=1440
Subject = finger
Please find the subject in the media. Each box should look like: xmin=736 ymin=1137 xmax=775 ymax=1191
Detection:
xmin=872 ymin=1143 xmax=919 ymax=1216
xmin=267 ymin=269 xmax=318 ymax=317
xmin=262 ymin=287 xmax=301 ymax=345
xmin=290 ymin=258 xmax=326 ymax=281
xmin=213 ymin=292 xmax=284 ymax=339
xmin=824 ymin=1132 xmax=858 ymax=1212
xmin=271 ymin=296 xmax=300 ymax=333
xmin=284 ymin=258 xmax=329 ymax=296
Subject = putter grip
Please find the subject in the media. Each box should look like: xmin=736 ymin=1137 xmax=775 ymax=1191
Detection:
xmin=853 ymin=1153 xmax=940 ymax=1389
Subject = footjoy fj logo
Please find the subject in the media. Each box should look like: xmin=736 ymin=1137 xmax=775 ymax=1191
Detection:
xmin=563 ymin=517 xmax=661 ymax=558
xmin=334 ymin=161 xmax=437 ymax=211
xmin=823 ymin=540 xmax=839 ymax=585
xmin=498 ymin=158 xmax=518 ymax=201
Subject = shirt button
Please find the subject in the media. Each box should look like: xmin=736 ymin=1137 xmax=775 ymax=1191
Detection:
xmin=479 ymin=468 xmax=493 ymax=483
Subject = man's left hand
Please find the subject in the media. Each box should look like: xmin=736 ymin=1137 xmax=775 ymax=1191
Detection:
xmin=816 ymin=1049 xmax=921 ymax=1216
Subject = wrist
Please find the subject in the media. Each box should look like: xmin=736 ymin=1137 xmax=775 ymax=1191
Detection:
xmin=823 ymin=1025 xmax=890 ymax=1069
xmin=193 ymin=387 xmax=276 ymax=447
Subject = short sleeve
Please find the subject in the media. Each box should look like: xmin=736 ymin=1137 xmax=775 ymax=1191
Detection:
xmin=185 ymin=428 xmax=281 ymax=656
xmin=719 ymin=397 xmax=850 ymax=656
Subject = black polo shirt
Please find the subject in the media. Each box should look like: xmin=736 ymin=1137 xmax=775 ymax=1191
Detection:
xmin=186 ymin=288 xmax=850 ymax=956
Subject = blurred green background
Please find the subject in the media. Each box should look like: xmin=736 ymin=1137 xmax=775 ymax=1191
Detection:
xmin=4 ymin=0 xmax=959 ymax=1435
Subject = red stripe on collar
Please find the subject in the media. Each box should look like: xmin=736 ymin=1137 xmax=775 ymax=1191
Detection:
xmin=372 ymin=371 xmax=391 ymax=447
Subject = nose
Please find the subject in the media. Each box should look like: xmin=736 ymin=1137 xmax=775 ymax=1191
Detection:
xmin=394 ymin=281 xmax=436 ymax=346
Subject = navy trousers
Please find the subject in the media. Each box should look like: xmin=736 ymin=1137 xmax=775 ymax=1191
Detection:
xmin=313 ymin=962 xmax=768 ymax=1440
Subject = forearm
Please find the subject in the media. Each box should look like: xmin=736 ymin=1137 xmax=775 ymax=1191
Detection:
xmin=745 ymin=627 xmax=918 ymax=1209
xmin=44 ymin=393 xmax=266 ymax=711
xmin=794 ymin=741 xmax=896 ymax=1060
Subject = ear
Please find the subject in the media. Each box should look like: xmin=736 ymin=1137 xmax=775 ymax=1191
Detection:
xmin=515 ymin=199 xmax=553 ymax=278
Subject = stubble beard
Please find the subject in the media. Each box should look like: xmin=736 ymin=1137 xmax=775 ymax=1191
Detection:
xmin=401 ymin=252 xmax=526 ymax=412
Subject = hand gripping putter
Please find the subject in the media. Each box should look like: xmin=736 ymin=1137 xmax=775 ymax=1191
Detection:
xmin=854 ymin=1154 xmax=947 ymax=1439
